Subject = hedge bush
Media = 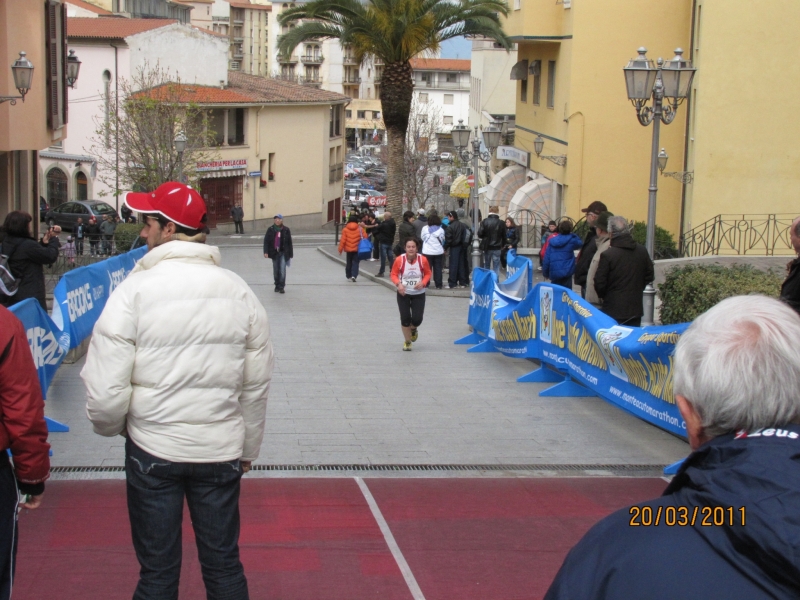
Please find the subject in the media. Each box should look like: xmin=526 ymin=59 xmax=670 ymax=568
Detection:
xmin=572 ymin=219 xmax=679 ymax=259
xmin=658 ymin=264 xmax=783 ymax=325
xmin=114 ymin=223 xmax=145 ymax=253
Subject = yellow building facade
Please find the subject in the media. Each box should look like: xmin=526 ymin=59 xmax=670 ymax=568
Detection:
xmin=502 ymin=0 xmax=692 ymax=237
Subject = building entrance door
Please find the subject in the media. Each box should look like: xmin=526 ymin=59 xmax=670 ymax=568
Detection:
xmin=200 ymin=176 xmax=243 ymax=229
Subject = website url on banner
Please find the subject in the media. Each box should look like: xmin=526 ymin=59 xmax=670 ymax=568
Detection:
xmin=609 ymin=386 xmax=684 ymax=429
xmin=565 ymin=358 xmax=598 ymax=386
xmin=497 ymin=346 xmax=528 ymax=355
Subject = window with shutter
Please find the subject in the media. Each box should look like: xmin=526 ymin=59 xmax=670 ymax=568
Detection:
xmin=45 ymin=0 xmax=67 ymax=130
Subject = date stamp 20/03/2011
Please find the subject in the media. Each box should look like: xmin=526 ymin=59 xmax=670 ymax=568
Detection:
xmin=629 ymin=505 xmax=746 ymax=527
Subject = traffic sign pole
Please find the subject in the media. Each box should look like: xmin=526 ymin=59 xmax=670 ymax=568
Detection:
xmin=249 ymin=171 xmax=261 ymax=233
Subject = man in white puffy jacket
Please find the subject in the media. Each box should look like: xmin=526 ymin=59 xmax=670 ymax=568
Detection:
xmin=81 ymin=182 xmax=273 ymax=600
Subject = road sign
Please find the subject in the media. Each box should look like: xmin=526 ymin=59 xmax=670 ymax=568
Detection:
xmin=467 ymin=174 xmax=475 ymax=187
xmin=248 ymin=171 xmax=262 ymax=177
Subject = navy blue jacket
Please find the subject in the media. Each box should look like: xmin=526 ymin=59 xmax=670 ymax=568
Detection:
xmin=542 ymin=233 xmax=582 ymax=281
xmin=545 ymin=425 xmax=800 ymax=599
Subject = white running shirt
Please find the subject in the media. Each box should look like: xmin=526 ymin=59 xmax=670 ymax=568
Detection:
xmin=400 ymin=256 xmax=425 ymax=295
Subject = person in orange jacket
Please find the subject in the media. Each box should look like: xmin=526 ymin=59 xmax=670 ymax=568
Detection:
xmin=338 ymin=214 xmax=367 ymax=282
xmin=390 ymin=238 xmax=431 ymax=351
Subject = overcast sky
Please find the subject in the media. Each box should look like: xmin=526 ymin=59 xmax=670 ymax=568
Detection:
xmin=440 ymin=36 xmax=472 ymax=59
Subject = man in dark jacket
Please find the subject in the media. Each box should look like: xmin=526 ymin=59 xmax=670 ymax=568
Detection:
xmin=230 ymin=203 xmax=244 ymax=234
xmin=478 ymin=206 xmax=506 ymax=275
xmin=412 ymin=208 xmax=428 ymax=239
xmin=545 ymin=295 xmax=800 ymax=600
xmin=780 ymin=216 xmax=800 ymax=315
xmin=574 ymin=201 xmax=609 ymax=297
xmin=444 ymin=211 xmax=469 ymax=288
xmin=263 ymin=214 xmax=293 ymax=293
xmin=375 ymin=211 xmax=396 ymax=277
xmin=0 ymin=305 xmax=50 ymax=600
xmin=593 ymin=216 xmax=654 ymax=326
xmin=86 ymin=216 xmax=101 ymax=256
xmin=0 ymin=211 xmax=60 ymax=310
xmin=398 ymin=211 xmax=417 ymax=253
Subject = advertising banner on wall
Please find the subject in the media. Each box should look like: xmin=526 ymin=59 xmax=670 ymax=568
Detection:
xmin=467 ymin=278 xmax=689 ymax=438
xmin=50 ymin=247 xmax=147 ymax=350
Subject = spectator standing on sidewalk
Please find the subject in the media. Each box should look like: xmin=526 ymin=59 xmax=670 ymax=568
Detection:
xmin=83 ymin=181 xmax=273 ymax=600
xmin=421 ymin=214 xmax=446 ymax=289
xmin=397 ymin=211 xmax=416 ymax=255
xmin=263 ymin=214 xmax=293 ymax=294
xmin=501 ymin=217 xmax=519 ymax=269
xmin=0 ymin=305 xmax=50 ymax=600
xmin=63 ymin=236 xmax=77 ymax=266
xmin=230 ymin=203 xmax=245 ymax=234
xmin=99 ymin=214 xmax=116 ymax=255
xmin=75 ymin=217 xmax=85 ymax=255
xmin=391 ymin=238 xmax=431 ymax=351
xmin=478 ymin=206 xmax=506 ymax=275
xmin=338 ymin=214 xmax=367 ymax=282
xmin=362 ymin=213 xmax=379 ymax=261
xmin=0 ymin=211 xmax=60 ymax=310
xmin=445 ymin=211 xmax=469 ymax=289
xmin=375 ymin=211 xmax=396 ymax=277
xmin=542 ymin=221 xmax=582 ymax=289
xmin=593 ymin=216 xmax=654 ymax=327
xmin=412 ymin=208 xmax=428 ymax=239
xmin=538 ymin=221 xmax=557 ymax=271
xmin=86 ymin=216 xmax=100 ymax=256
xmin=780 ymin=216 xmax=800 ymax=315
xmin=584 ymin=211 xmax=614 ymax=308
xmin=574 ymin=201 xmax=609 ymax=298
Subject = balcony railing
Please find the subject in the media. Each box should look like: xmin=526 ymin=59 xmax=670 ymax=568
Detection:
xmin=300 ymin=76 xmax=322 ymax=86
xmin=681 ymin=213 xmax=796 ymax=257
xmin=278 ymin=54 xmax=298 ymax=64
xmin=344 ymin=76 xmax=361 ymax=84
xmin=329 ymin=162 xmax=343 ymax=184
xmin=417 ymin=80 xmax=468 ymax=90
xmin=212 ymin=15 xmax=229 ymax=22
xmin=232 ymin=50 xmax=244 ymax=59
xmin=343 ymin=55 xmax=358 ymax=65
xmin=301 ymin=54 xmax=324 ymax=64
xmin=232 ymin=36 xmax=244 ymax=42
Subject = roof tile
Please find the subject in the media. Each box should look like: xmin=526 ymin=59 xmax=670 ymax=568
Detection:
xmin=67 ymin=17 xmax=177 ymax=39
xmin=410 ymin=57 xmax=471 ymax=72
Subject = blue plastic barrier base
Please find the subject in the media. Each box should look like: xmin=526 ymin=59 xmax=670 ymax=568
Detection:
xmin=663 ymin=459 xmax=685 ymax=475
xmin=539 ymin=379 xmax=596 ymax=397
xmin=467 ymin=340 xmax=498 ymax=353
xmin=454 ymin=332 xmax=484 ymax=345
xmin=45 ymin=417 xmax=69 ymax=433
xmin=518 ymin=366 xmax=565 ymax=383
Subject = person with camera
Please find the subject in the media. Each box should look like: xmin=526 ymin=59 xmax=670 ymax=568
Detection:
xmin=0 ymin=211 xmax=60 ymax=310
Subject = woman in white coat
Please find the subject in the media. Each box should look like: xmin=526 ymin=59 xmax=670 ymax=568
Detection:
xmin=421 ymin=214 xmax=446 ymax=289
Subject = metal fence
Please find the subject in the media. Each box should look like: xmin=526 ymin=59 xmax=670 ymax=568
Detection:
xmin=680 ymin=214 xmax=796 ymax=257
xmin=507 ymin=208 xmax=552 ymax=249
xmin=44 ymin=240 xmax=126 ymax=295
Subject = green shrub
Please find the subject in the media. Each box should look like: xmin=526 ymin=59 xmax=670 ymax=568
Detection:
xmin=630 ymin=221 xmax=680 ymax=259
xmin=658 ymin=264 xmax=783 ymax=325
xmin=114 ymin=223 xmax=145 ymax=253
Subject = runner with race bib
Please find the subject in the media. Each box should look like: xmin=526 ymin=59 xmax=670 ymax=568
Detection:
xmin=391 ymin=238 xmax=431 ymax=351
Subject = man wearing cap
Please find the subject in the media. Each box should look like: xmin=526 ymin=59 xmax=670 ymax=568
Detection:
xmin=412 ymin=207 xmax=428 ymax=239
xmin=263 ymin=214 xmax=293 ymax=294
xmin=82 ymin=182 xmax=273 ymax=599
xmin=574 ymin=200 xmax=609 ymax=298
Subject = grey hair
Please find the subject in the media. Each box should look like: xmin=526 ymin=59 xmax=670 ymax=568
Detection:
xmin=793 ymin=217 xmax=800 ymax=237
xmin=607 ymin=216 xmax=629 ymax=238
xmin=673 ymin=295 xmax=800 ymax=437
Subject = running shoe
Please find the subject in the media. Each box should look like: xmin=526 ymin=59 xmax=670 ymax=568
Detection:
xmin=403 ymin=341 xmax=412 ymax=351
xmin=410 ymin=329 xmax=418 ymax=342
xmin=351 ymin=277 xmax=357 ymax=282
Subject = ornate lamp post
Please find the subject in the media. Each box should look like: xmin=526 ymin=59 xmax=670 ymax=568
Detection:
xmin=452 ymin=120 xmax=502 ymax=270
xmin=174 ymin=131 xmax=187 ymax=183
xmin=0 ymin=52 xmax=34 ymax=105
xmin=623 ymin=47 xmax=696 ymax=326
xmin=66 ymin=50 xmax=82 ymax=88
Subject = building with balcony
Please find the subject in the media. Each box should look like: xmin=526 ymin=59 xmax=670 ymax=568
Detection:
xmin=468 ymin=37 xmax=517 ymax=135
xmin=409 ymin=58 xmax=471 ymax=152
xmin=1 ymin=0 xmax=71 ymax=227
xmin=345 ymin=99 xmax=385 ymax=150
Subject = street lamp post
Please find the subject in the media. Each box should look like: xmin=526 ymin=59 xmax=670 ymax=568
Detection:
xmin=623 ymin=47 xmax=696 ymax=326
xmin=174 ymin=131 xmax=187 ymax=183
xmin=0 ymin=51 xmax=34 ymax=105
xmin=452 ymin=120 xmax=502 ymax=270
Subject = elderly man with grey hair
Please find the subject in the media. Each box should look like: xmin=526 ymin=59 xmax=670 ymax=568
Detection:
xmin=593 ymin=216 xmax=654 ymax=326
xmin=545 ymin=295 xmax=800 ymax=599
xmin=780 ymin=215 xmax=800 ymax=315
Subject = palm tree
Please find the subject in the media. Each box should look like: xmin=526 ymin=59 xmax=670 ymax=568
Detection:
xmin=277 ymin=0 xmax=511 ymax=226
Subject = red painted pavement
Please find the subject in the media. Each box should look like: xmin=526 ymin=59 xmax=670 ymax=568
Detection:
xmin=12 ymin=477 xmax=666 ymax=599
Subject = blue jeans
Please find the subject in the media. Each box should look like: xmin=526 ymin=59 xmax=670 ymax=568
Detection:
xmin=378 ymin=243 xmax=394 ymax=274
xmin=125 ymin=440 xmax=249 ymax=600
xmin=448 ymin=246 xmax=469 ymax=287
xmin=484 ymin=249 xmax=502 ymax=274
xmin=345 ymin=252 xmax=360 ymax=279
xmin=272 ymin=253 xmax=286 ymax=290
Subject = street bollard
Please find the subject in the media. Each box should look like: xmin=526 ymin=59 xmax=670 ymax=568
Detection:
xmin=335 ymin=221 xmax=341 ymax=245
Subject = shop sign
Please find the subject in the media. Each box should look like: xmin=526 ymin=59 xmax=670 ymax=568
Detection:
xmin=196 ymin=158 xmax=248 ymax=172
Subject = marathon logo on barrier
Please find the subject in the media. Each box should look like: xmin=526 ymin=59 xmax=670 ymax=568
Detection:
xmin=66 ymin=283 xmax=95 ymax=323
xmin=108 ymin=267 xmax=126 ymax=295
xmin=470 ymin=290 xmax=491 ymax=308
xmin=27 ymin=326 xmax=65 ymax=369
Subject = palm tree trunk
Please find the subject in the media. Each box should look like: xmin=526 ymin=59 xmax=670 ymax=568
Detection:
xmin=379 ymin=61 xmax=413 ymax=242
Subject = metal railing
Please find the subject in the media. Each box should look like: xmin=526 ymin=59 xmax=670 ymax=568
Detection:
xmin=680 ymin=213 xmax=796 ymax=257
xmin=43 ymin=240 xmax=128 ymax=295
xmin=301 ymin=55 xmax=324 ymax=64
xmin=507 ymin=208 xmax=551 ymax=249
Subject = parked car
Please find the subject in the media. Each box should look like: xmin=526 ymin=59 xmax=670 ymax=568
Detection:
xmin=440 ymin=152 xmax=453 ymax=162
xmin=39 ymin=197 xmax=49 ymax=222
xmin=345 ymin=188 xmax=384 ymax=206
xmin=428 ymin=152 xmax=439 ymax=162
xmin=45 ymin=200 xmax=118 ymax=232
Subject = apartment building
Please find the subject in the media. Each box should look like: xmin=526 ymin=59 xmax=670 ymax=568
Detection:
xmin=409 ymin=58 xmax=470 ymax=152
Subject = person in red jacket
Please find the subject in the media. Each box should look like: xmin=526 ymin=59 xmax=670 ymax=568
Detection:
xmin=338 ymin=214 xmax=367 ymax=282
xmin=391 ymin=238 xmax=431 ymax=351
xmin=0 ymin=305 xmax=50 ymax=600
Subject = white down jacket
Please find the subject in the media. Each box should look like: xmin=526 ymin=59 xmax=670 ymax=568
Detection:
xmin=82 ymin=241 xmax=273 ymax=463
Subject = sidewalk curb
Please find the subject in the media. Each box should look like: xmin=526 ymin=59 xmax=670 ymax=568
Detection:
xmin=316 ymin=247 xmax=470 ymax=297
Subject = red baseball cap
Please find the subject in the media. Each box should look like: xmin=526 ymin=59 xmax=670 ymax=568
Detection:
xmin=124 ymin=182 xmax=207 ymax=230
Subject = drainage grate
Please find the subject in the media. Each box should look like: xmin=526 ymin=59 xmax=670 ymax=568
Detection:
xmin=51 ymin=464 xmax=666 ymax=474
